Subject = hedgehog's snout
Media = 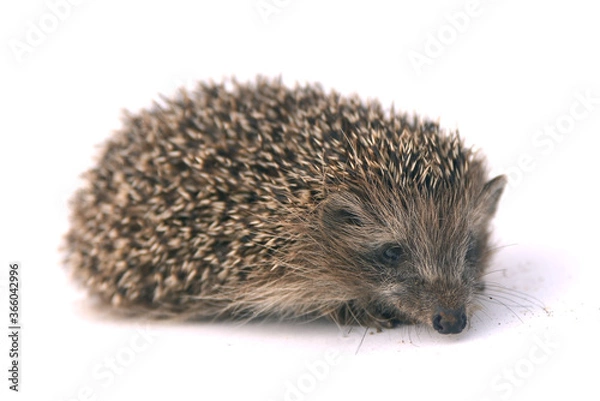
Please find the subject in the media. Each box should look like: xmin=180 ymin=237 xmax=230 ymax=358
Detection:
xmin=432 ymin=306 xmax=467 ymax=334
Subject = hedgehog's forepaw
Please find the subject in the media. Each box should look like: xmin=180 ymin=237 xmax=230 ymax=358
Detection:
xmin=367 ymin=307 xmax=414 ymax=329
xmin=330 ymin=302 xmax=413 ymax=330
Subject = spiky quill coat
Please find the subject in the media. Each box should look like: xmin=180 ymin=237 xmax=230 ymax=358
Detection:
xmin=65 ymin=77 xmax=504 ymax=328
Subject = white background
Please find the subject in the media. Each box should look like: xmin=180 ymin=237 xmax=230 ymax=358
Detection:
xmin=1 ymin=1 xmax=599 ymax=400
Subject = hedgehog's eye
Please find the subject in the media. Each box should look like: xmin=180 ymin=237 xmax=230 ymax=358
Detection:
xmin=381 ymin=245 xmax=404 ymax=264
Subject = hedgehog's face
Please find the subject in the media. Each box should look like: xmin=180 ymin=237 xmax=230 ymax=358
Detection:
xmin=319 ymin=175 xmax=506 ymax=334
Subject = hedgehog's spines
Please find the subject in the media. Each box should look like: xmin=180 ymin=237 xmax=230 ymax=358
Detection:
xmin=64 ymin=76 xmax=497 ymax=327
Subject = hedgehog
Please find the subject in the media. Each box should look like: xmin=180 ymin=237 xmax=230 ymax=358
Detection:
xmin=64 ymin=76 xmax=507 ymax=335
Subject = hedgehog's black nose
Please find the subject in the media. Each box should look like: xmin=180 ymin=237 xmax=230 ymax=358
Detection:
xmin=432 ymin=307 xmax=467 ymax=334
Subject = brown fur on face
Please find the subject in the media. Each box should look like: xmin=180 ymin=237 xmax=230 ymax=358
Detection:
xmin=314 ymin=174 xmax=506 ymax=330
xmin=64 ymin=77 xmax=506 ymax=334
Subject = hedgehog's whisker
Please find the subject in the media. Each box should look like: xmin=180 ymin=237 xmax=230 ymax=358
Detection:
xmin=474 ymin=294 xmax=524 ymax=323
xmin=479 ymin=268 xmax=509 ymax=277
xmin=487 ymin=243 xmax=518 ymax=252
xmin=483 ymin=282 xmax=544 ymax=308
xmin=355 ymin=326 xmax=369 ymax=355
xmin=478 ymin=290 xmax=535 ymax=310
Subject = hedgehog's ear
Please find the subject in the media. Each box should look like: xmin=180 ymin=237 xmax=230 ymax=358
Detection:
xmin=320 ymin=192 xmax=365 ymax=229
xmin=478 ymin=175 xmax=507 ymax=217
